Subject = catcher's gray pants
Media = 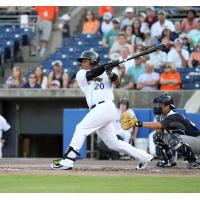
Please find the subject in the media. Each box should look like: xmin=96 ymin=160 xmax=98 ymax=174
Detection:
xmin=163 ymin=134 xmax=200 ymax=155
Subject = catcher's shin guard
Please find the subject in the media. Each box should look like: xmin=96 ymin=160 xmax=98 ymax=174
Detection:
xmin=168 ymin=133 xmax=197 ymax=163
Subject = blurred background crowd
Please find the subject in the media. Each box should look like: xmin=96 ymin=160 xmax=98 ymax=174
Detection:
xmin=0 ymin=6 xmax=200 ymax=90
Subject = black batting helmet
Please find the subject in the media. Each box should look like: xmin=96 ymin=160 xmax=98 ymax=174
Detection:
xmin=118 ymin=97 xmax=129 ymax=109
xmin=77 ymin=50 xmax=100 ymax=65
xmin=152 ymin=94 xmax=175 ymax=115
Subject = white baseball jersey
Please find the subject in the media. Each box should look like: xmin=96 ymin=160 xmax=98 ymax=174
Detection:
xmin=76 ymin=69 xmax=114 ymax=108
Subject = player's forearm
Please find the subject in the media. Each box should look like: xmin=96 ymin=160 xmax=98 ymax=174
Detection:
xmin=141 ymin=122 xmax=163 ymax=129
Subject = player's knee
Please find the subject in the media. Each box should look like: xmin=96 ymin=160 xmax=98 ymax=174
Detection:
xmin=168 ymin=133 xmax=182 ymax=150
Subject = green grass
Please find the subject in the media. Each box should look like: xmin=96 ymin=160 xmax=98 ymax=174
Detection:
xmin=0 ymin=175 xmax=200 ymax=193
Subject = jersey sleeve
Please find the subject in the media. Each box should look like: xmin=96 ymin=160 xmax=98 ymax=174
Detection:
xmin=161 ymin=115 xmax=185 ymax=131
xmin=76 ymin=69 xmax=88 ymax=89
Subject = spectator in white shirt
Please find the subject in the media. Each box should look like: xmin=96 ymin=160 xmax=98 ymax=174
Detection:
xmin=167 ymin=38 xmax=189 ymax=68
xmin=149 ymin=49 xmax=167 ymax=68
xmin=151 ymin=10 xmax=175 ymax=40
xmin=136 ymin=60 xmax=160 ymax=90
xmin=100 ymin=12 xmax=113 ymax=35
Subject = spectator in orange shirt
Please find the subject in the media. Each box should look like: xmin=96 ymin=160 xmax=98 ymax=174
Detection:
xmin=34 ymin=6 xmax=59 ymax=57
xmin=189 ymin=42 xmax=200 ymax=68
xmin=82 ymin=10 xmax=100 ymax=35
xmin=181 ymin=9 xmax=198 ymax=33
xmin=160 ymin=63 xmax=181 ymax=90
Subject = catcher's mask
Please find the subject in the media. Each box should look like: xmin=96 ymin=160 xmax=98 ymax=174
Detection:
xmin=118 ymin=97 xmax=129 ymax=109
xmin=77 ymin=50 xmax=100 ymax=65
xmin=152 ymin=94 xmax=175 ymax=115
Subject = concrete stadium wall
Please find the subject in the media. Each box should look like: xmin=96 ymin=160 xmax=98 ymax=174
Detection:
xmin=0 ymin=89 xmax=197 ymax=157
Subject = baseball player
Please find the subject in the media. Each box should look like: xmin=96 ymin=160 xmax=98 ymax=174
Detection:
xmin=113 ymin=97 xmax=138 ymax=144
xmin=0 ymin=115 xmax=11 ymax=158
xmin=51 ymin=50 xmax=153 ymax=170
xmin=121 ymin=94 xmax=200 ymax=169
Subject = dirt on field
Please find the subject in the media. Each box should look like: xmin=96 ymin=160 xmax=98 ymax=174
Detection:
xmin=0 ymin=158 xmax=199 ymax=176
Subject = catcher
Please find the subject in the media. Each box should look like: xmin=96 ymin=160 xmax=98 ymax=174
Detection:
xmin=120 ymin=94 xmax=200 ymax=169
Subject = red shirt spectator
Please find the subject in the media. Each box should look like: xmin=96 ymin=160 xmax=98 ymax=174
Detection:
xmin=160 ymin=64 xmax=181 ymax=90
xmin=98 ymin=6 xmax=114 ymax=18
xmin=145 ymin=7 xmax=157 ymax=28
xmin=35 ymin=6 xmax=58 ymax=21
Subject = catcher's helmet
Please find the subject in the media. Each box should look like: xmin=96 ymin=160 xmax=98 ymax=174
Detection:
xmin=77 ymin=50 xmax=100 ymax=65
xmin=118 ymin=97 xmax=129 ymax=109
xmin=152 ymin=94 xmax=175 ymax=115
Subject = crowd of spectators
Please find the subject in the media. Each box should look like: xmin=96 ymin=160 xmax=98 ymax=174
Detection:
xmin=3 ymin=6 xmax=200 ymax=90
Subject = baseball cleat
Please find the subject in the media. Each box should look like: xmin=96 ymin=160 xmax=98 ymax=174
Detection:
xmin=51 ymin=159 xmax=74 ymax=170
xmin=135 ymin=155 xmax=153 ymax=170
xmin=186 ymin=160 xmax=200 ymax=169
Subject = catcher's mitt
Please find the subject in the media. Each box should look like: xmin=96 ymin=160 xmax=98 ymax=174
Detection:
xmin=120 ymin=111 xmax=138 ymax=130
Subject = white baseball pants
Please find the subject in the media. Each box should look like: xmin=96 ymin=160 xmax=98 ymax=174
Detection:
xmin=70 ymin=100 xmax=152 ymax=162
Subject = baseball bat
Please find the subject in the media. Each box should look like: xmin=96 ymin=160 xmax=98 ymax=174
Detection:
xmin=102 ymin=43 xmax=165 ymax=69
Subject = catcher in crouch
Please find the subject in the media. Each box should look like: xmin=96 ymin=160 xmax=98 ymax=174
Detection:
xmin=120 ymin=94 xmax=200 ymax=169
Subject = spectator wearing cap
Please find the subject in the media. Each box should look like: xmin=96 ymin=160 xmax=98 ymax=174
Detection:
xmin=49 ymin=80 xmax=61 ymax=89
xmin=167 ymin=38 xmax=189 ymax=68
xmin=181 ymin=9 xmax=198 ymax=33
xmin=188 ymin=42 xmax=200 ymax=68
xmin=59 ymin=14 xmax=71 ymax=38
xmin=117 ymin=64 xmax=134 ymax=90
xmin=180 ymin=33 xmax=194 ymax=53
xmin=120 ymin=7 xmax=135 ymax=30
xmin=127 ymin=55 xmax=145 ymax=83
xmin=139 ymin=12 xmax=147 ymax=25
xmin=145 ymin=6 xmax=157 ymax=29
xmin=160 ymin=62 xmax=181 ymax=90
xmin=48 ymin=60 xmax=68 ymax=88
xmin=34 ymin=65 xmax=48 ymax=89
xmin=109 ymin=32 xmax=134 ymax=59
xmin=188 ymin=19 xmax=200 ymax=46
xmin=100 ymin=18 xmax=121 ymax=48
xmin=23 ymin=72 xmax=41 ymax=88
xmin=82 ymin=10 xmax=100 ymax=35
xmin=136 ymin=60 xmax=160 ymax=91
xmin=100 ymin=12 xmax=113 ymax=35
xmin=151 ymin=10 xmax=175 ymax=40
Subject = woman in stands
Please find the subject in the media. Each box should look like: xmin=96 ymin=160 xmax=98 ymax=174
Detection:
xmin=131 ymin=19 xmax=144 ymax=52
xmin=4 ymin=66 xmax=26 ymax=88
xmin=35 ymin=65 xmax=48 ymax=89
xmin=82 ymin=10 xmax=100 ymax=35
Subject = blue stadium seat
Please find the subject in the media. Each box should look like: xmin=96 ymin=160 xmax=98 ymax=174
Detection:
xmin=182 ymin=83 xmax=200 ymax=89
xmin=181 ymin=74 xmax=193 ymax=83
